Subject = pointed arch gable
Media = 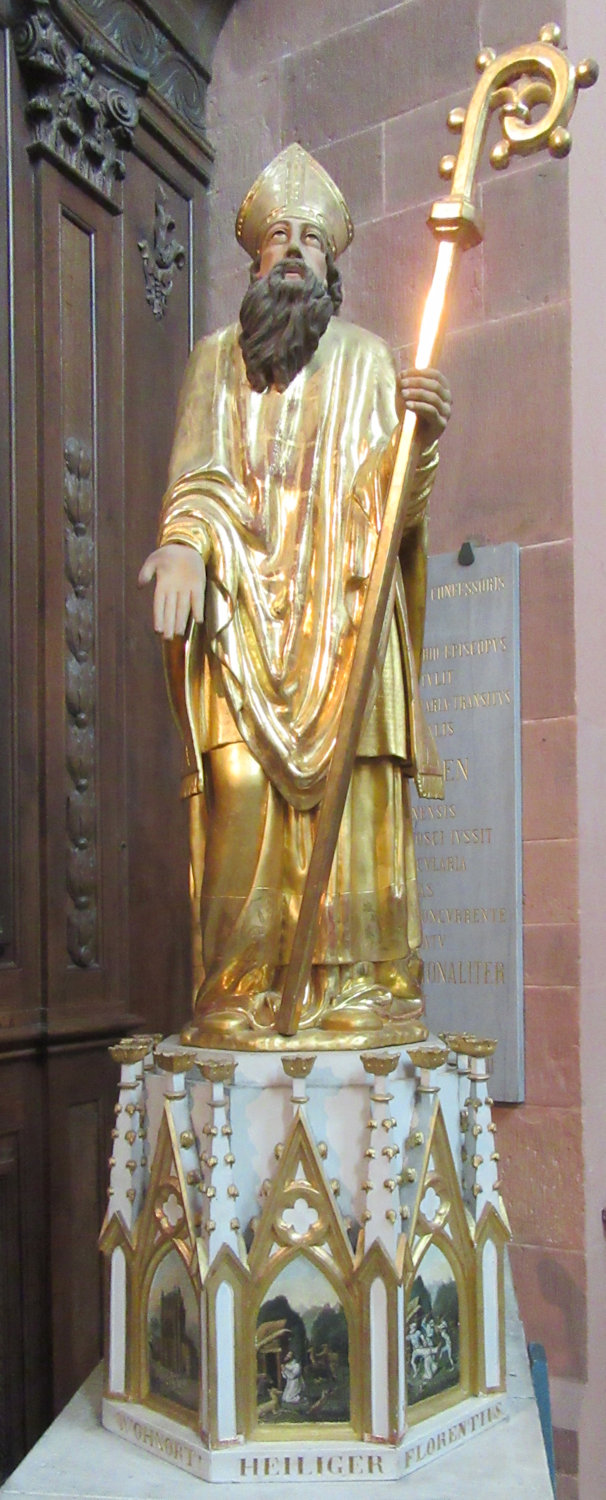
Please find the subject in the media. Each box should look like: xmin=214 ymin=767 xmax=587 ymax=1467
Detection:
xmin=99 ymin=1207 xmax=136 ymax=1261
xmin=248 ymin=1108 xmax=353 ymax=1280
xmin=475 ymin=1198 xmax=511 ymax=1251
xmin=134 ymin=1105 xmax=201 ymax=1280
xmin=408 ymin=1102 xmax=474 ymax=1269
xmin=356 ymin=1236 xmax=405 ymax=1440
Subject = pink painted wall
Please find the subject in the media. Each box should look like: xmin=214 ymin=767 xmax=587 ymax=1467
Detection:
xmin=567 ymin=5 xmax=606 ymax=1498
xmin=202 ymin=3 xmax=605 ymax=1493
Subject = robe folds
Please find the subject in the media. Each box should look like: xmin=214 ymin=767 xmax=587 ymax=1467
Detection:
xmin=159 ymin=318 xmax=444 ymax=1020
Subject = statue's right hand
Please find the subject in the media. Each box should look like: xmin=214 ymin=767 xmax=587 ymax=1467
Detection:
xmin=138 ymin=543 xmax=206 ymax=639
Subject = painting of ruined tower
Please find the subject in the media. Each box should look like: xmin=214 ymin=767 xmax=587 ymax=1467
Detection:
xmin=147 ymin=1250 xmax=200 ymax=1414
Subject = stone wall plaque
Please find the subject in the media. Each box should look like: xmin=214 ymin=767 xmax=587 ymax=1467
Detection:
xmin=412 ymin=543 xmax=523 ymax=1101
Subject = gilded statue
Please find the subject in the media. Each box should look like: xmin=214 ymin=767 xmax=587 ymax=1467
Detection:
xmin=139 ymin=145 xmax=452 ymax=1049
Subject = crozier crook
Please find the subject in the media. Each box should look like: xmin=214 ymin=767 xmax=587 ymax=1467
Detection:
xmin=276 ymin=23 xmax=598 ymax=1037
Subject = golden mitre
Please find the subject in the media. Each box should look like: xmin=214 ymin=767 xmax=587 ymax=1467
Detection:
xmin=235 ymin=143 xmax=354 ymax=259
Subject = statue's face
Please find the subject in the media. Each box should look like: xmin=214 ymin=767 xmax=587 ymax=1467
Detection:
xmin=257 ymin=217 xmax=327 ymax=283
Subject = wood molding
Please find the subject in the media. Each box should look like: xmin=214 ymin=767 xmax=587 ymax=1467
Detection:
xmin=13 ymin=1 xmax=141 ymax=207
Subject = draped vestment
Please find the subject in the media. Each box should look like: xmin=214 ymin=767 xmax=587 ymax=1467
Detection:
xmin=159 ymin=318 xmax=443 ymax=1028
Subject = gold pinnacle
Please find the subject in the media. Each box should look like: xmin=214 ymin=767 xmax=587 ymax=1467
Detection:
xmin=442 ymin=1033 xmax=497 ymax=1058
xmin=409 ymin=1045 xmax=448 ymax=1072
xmin=154 ymin=1049 xmax=198 ymax=1074
xmin=282 ymin=1055 xmax=316 ymax=1079
xmin=361 ymin=1052 xmax=400 ymax=1077
xmin=109 ymin=1039 xmax=150 ymax=1065
xmin=199 ymin=1057 xmax=236 ymax=1085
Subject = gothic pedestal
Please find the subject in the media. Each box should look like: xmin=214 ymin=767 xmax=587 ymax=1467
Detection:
xmin=100 ymin=1035 xmax=510 ymax=1484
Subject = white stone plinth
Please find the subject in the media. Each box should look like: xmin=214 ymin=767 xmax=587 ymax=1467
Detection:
xmin=0 ymin=1270 xmax=554 ymax=1499
xmin=99 ymin=1036 xmax=511 ymax=1483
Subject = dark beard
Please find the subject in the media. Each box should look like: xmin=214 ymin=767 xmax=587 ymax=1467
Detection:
xmin=238 ymin=259 xmax=336 ymax=394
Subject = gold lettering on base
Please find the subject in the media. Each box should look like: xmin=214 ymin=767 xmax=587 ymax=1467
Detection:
xmin=114 ymin=1413 xmax=200 ymax=1473
xmin=404 ymin=1401 xmax=505 ymax=1471
xmin=113 ymin=1399 xmax=505 ymax=1483
xmin=239 ymin=1452 xmax=385 ymax=1479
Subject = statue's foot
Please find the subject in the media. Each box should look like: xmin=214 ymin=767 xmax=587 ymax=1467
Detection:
xmin=181 ymin=1012 xmax=250 ymax=1046
xmin=179 ymin=954 xmax=427 ymax=1052
xmin=319 ymin=989 xmax=423 ymax=1034
xmin=374 ymin=956 xmax=424 ymax=1002
xmin=180 ymin=989 xmax=278 ymax=1046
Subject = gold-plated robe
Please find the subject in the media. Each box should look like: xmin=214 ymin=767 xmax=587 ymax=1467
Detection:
xmin=159 ymin=318 xmax=443 ymax=1036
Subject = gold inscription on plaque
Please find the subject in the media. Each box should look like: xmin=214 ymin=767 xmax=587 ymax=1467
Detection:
xmin=412 ymin=802 xmax=457 ymax=822
xmin=450 ymin=827 xmax=492 ymax=845
xmin=417 ymin=855 xmax=467 ymax=873
xmin=453 ymin=690 xmax=510 ymax=711
xmin=422 ymin=906 xmax=507 ymax=924
xmin=443 ymin=758 xmax=469 ymax=781
xmin=425 ymin=960 xmax=505 ymax=985
xmin=420 ymin=668 xmax=454 ymax=687
xmin=430 ymin=575 xmax=506 ymax=601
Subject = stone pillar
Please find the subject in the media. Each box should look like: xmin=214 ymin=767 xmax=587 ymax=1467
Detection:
xmin=105 ymin=1035 xmax=157 ymax=1396
xmin=198 ymin=1058 xmax=243 ymax=1445
xmin=107 ymin=1036 xmax=157 ymax=1227
xmin=360 ymin=1052 xmax=401 ymax=1440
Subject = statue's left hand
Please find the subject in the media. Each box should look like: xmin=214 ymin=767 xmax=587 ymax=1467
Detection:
xmin=398 ymin=367 xmax=452 ymax=444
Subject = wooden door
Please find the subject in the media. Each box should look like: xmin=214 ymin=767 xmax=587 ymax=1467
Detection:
xmin=0 ymin=0 xmax=226 ymax=1471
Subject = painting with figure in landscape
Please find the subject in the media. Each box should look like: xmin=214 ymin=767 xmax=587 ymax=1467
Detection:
xmin=406 ymin=1243 xmax=460 ymax=1406
xmin=147 ymin=1248 xmax=200 ymax=1414
xmin=256 ymin=1258 xmax=350 ymax=1425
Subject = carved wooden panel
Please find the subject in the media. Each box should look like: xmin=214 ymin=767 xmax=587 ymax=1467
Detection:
xmin=48 ymin=1046 xmax=116 ymax=1411
xmin=64 ymin=436 xmax=98 ymax=967
xmin=122 ymin=137 xmax=205 ymax=1035
xmin=0 ymin=1059 xmax=49 ymax=1480
xmin=0 ymin=23 xmax=43 ymax=1036
xmin=0 ymin=1134 xmax=25 ymax=1477
xmin=0 ymin=0 xmax=216 ymax=1471
xmin=13 ymin=1 xmax=140 ymax=207
xmin=0 ymin=33 xmax=12 ymax=960
xmin=36 ymin=166 xmax=132 ymax=1035
xmin=138 ymin=182 xmax=185 ymax=319
xmin=77 ymin=0 xmax=209 ymax=137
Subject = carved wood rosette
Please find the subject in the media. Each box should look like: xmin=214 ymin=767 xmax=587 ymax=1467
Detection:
xmin=13 ymin=0 xmax=140 ymax=206
xmin=138 ymin=184 xmax=185 ymax=319
xmin=64 ymin=437 xmax=98 ymax=968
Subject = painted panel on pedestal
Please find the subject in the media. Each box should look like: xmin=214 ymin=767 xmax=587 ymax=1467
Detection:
xmin=147 ymin=1249 xmax=200 ymax=1415
xmin=256 ymin=1258 xmax=349 ymax=1425
xmin=406 ymin=1244 xmax=460 ymax=1407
